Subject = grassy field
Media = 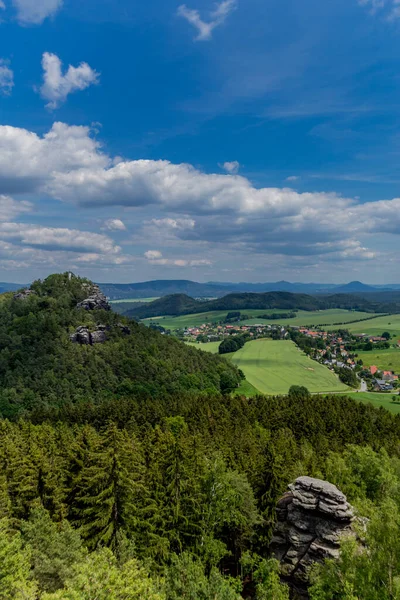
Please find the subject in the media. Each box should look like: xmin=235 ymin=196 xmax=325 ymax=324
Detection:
xmin=110 ymin=297 xmax=159 ymax=304
xmin=357 ymin=347 xmax=400 ymax=373
xmin=343 ymin=392 xmax=400 ymax=414
xmin=144 ymin=309 xmax=379 ymax=331
xmin=144 ymin=309 xmax=292 ymax=330
xmin=187 ymin=340 xmax=400 ymax=411
xmin=327 ymin=313 xmax=400 ymax=338
xmin=191 ymin=338 xmax=348 ymax=395
xmin=229 ymin=339 xmax=349 ymax=395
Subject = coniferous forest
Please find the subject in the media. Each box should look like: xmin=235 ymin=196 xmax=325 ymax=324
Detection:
xmin=2 ymin=274 xmax=400 ymax=599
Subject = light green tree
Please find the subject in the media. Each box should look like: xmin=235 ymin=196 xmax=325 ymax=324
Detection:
xmin=41 ymin=547 xmax=164 ymax=600
xmin=0 ymin=518 xmax=37 ymax=600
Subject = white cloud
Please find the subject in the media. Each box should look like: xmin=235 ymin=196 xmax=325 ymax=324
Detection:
xmin=149 ymin=217 xmax=195 ymax=230
xmin=0 ymin=61 xmax=14 ymax=96
xmin=39 ymin=53 xmax=99 ymax=109
xmin=0 ymin=195 xmax=32 ymax=221
xmin=103 ymin=218 xmax=126 ymax=231
xmin=2 ymin=121 xmax=400 ymax=266
xmin=0 ymin=2 xmax=5 ymax=10
xmin=286 ymin=175 xmax=300 ymax=182
xmin=144 ymin=250 xmax=163 ymax=260
xmin=144 ymin=249 xmax=211 ymax=267
xmin=177 ymin=0 xmax=237 ymax=41
xmin=12 ymin=0 xmax=63 ymax=25
xmin=221 ymin=160 xmax=240 ymax=174
xmin=0 ymin=223 xmax=121 ymax=254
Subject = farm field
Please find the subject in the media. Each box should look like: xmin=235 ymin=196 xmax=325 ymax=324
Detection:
xmin=145 ymin=309 xmax=379 ymax=331
xmin=110 ymin=297 xmax=159 ymax=304
xmin=357 ymin=347 xmax=400 ymax=373
xmin=144 ymin=309 xmax=291 ymax=330
xmin=191 ymin=338 xmax=348 ymax=395
xmin=230 ymin=339 xmax=349 ymax=395
xmin=241 ymin=309 xmax=380 ymax=327
xmin=343 ymin=392 xmax=400 ymax=414
xmin=326 ymin=313 xmax=400 ymax=338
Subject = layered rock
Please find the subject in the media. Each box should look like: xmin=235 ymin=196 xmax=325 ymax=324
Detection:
xmin=77 ymin=285 xmax=110 ymax=311
xmin=13 ymin=289 xmax=36 ymax=301
xmin=70 ymin=326 xmax=107 ymax=345
xmin=270 ymin=476 xmax=354 ymax=598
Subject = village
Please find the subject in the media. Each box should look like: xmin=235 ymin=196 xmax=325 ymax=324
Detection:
xmin=176 ymin=315 xmax=400 ymax=394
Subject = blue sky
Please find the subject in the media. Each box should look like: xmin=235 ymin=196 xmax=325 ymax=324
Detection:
xmin=0 ymin=0 xmax=400 ymax=283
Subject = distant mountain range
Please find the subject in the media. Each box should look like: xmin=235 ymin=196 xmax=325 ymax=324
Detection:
xmin=0 ymin=282 xmax=26 ymax=294
xmin=98 ymin=279 xmax=400 ymax=300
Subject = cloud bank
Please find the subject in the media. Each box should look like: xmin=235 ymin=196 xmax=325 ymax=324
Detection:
xmin=0 ymin=121 xmax=399 ymax=274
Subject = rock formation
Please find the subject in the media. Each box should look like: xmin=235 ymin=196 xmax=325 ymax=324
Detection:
xmin=70 ymin=326 xmax=106 ymax=345
xmin=270 ymin=476 xmax=355 ymax=598
xmin=77 ymin=285 xmax=110 ymax=311
xmin=13 ymin=289 xmax=36 ymax=301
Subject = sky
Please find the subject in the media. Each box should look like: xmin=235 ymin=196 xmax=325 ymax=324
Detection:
xmin=1 ymin=0 xmax=400 ymax=284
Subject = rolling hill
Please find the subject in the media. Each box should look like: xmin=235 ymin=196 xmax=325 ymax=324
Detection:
xmin=124 ymin=290 xmax=393 ymax=320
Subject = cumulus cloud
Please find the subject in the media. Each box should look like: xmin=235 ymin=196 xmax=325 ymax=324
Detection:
xmin=221 ymin=160 xmax=240 ymax=174
xmin=0 ymin=61 xmax=14 ymax=95
xmin=144 ymin=250 xmax=163 ymax=260
xmin=149 ymin=218 xmax=195 ymax=230
xmin=0 ymin=195 xmax=32 ymax=221
xmin=39 ymin=53 xmax=99 ymax=109
xmin=103 ymin=218 xmax=126 ymax=231
xmin=1 ymin=121 xmax=400 ymax=266
xmin=0 ymin=223 xmax=121 ymax=254
xmin=12 ymin=0 xmax=63 ymax=25
xmin=144 ymin=249 xmax=211 ymax=267
xmin=177 ymin=0 xmax=237 ymax=41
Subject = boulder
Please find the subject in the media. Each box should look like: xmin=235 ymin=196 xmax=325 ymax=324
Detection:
xmin=77 ymin=285 xmax=110 ymax=311
xmin=270 ymin=476 xmax=355 ymax=598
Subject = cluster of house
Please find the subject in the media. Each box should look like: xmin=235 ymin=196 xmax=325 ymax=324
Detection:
xmin=369 ymin=365 xmax=399 ymax=392
xmin=182 ymin=322 xmax=286 ymax=343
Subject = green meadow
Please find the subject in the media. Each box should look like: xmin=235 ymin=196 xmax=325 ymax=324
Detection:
xmin=144 ymin=309 xmax=290 ymax=330
xmin=145 ymin=308 xmax=378 ymax=331
xmin=357 ymin=347 xmax=400 ymax=373
xmin=327 ymin=313 xmax=400 ymax=338
xmin=110 ymin=297 xmax=160 ymax=304
xmin=190 ymin=338 xmax=349 ymax=395
xmin=343 ymin=392 xmax=400 ymax=414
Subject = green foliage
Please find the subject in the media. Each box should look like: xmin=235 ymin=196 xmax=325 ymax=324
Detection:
xmin=0 ymin=518 xmax=37 ymax=599
xmin=219 ymin=336 xmax=246 ymax=355
xmin=0 ymin=273 xmax=240 ymax=420
xmin=165 ymin=552 xmax=241 ymax=600
xmin=42 ymin=547 xmax=164 ymax=600
xmin=22 ymin=505 xmax=85 ymax=593
xmin=288 ymin=385 xmax=311 ymax=400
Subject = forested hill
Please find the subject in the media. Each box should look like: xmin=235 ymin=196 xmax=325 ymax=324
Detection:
xmin=0 ymin=273 xmax=241 ymax=420
xmin=125 ymin=290 xmax=385 ymax=319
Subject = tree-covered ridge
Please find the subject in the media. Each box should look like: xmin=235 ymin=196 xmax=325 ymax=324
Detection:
xmin=0 ymin=273 xmax=241 ymax=420
xmin=125 ymin=291 xmax=390 ymax=320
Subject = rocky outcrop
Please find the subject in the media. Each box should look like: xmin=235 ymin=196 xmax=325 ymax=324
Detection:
xmin=77 ymin=285 xmax=110 ymax=311
xmin=270 ymin=476 xmax=355 ymax=599
xmin=70 ymin=326 xmax=107 ymax=345
xmin=118 ymin=323 xmax=131 ymax=335
xmin=13 ymin=289 xmax=36 ymax=301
